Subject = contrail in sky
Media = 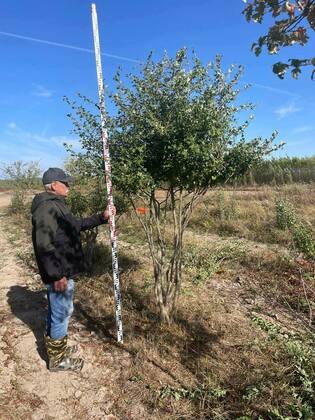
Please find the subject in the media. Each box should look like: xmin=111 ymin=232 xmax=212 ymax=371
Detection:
xmin=251 ymin=82 xmax=297 ymax=97
xmin=0 ymin=31 xmax=142 ymax=64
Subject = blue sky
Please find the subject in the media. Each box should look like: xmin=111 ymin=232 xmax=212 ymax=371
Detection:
xmin=0 ymin=0 xmax=314 ymax=172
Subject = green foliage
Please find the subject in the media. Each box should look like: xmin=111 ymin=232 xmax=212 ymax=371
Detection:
xmin=10 ymin=190 xmax=26 ymax=215
xmin=1 ymin=160 xmax=41 ymax=189
xmin=66 ymin=50 xmax=278 ymax=194
xmin=275 ymin=199 xmax=315 ymax=259
xmin=1 ymin=161 xmax=41 ymax=214
xmin=243 ymin=0 xmax=315 ymax=79
xmin=184 ymin=240 xmax=247 ymax=285
xmin=66 ymin=178 xmax=129 ymax=273
xmin=109 ymin=51 xmax=278 ymax=193
xmin=267 ymin=405 xmax=313 ymax=420
xmin=66 ymin=180 xmax=129 ymax=218
xmin=67 ymin=189 xmax=89 ymax=217
xmin=276 ymin=199 xmax=296 ymax=230
xmin=216 ymin=190 xmax=238 ymax=221
xmin=252 ymin=316 xmax=315 ymax=417
xmin=66 ymin=48 xmax=279 ymax=322
xmin=159 ymin=383 xmax=227 ymax=401
xmin=238 ymin=156 xmax=315 ymax=186
xmin=291 ymin=221 xmax=315 ymax=259
xmin=242 ymin=385 xmax=261 ymax=402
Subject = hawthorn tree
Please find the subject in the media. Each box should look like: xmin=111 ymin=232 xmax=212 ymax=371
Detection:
xmin=66 ymin=49 xmax=279 ymax=323
xmin=242 ymin=0 xmax=315 ymax=79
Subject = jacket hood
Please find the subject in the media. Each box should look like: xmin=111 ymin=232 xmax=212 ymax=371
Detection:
xmin=31 ymin=192 xmax=65 ymax=214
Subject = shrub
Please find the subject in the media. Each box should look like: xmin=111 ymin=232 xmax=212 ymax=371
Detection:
xmin=184 ymin=240 xmax=247 ymax=285
xmin=275 ymin=199 xmax=315 ymax=259
xmin=1 ymin=161 xmax=41 ymax=215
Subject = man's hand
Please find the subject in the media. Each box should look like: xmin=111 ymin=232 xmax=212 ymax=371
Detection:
xmin=53 ymin=277 xmax=68 ymax=292
xmin=103 ymin=205 xmax=116 ymax=222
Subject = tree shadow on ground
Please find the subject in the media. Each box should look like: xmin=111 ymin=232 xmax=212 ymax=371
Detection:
xmin=84 ymin=242 xmax=140 ymax=276
xmin=72 ymin=244 xmax=141 ymax=341
xmin=73 ymin=302 xmax=116 ymax=341
xmin=74 ymin=276 xmax=223 ymax=387
xmin=125 ymin=284 xmax=223 ymax=380
xmin=7 ymin=286 xmax=47 ymax=363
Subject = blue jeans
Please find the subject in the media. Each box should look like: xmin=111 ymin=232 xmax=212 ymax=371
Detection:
xmin=46 ymin=279 xmax=74 ymax=340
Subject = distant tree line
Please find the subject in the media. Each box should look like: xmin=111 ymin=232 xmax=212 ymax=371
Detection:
xmin=238 ymin=156 xmax=315 ymax=186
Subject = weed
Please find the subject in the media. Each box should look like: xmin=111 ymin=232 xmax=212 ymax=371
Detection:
xmin=216 ymin=190 xmax=238 ymax=222
xmin=267 ymin=404 xmax=313 ymax=419
xmin=276 ymin=199 xmax=296 ymax=230
xmin=184 ymin=240 xmax=248 ymax=285
xmin=159 ymin=383 xmax=227 ymax=402
xmin=252 ymin=316 xmax=315 ymax=417
xmin=242 ymin=385 xmax=261 ymax=402
xmin=9 ymin=190 xmax=26 ymax=214
xmin=276 ymin=199 xmax=315 ymax=259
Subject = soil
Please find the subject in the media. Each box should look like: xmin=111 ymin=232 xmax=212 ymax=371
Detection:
xmin=0 ymin=192 xmax=141 ymax=419
xmin=0 ymin=191 xmax=311 ymax=419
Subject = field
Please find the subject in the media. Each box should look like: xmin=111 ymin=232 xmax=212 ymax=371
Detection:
xmin=0 ymin=184 xmax=314 ymax=419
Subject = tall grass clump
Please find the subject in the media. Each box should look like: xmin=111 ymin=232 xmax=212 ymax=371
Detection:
xmin=276 ymin=199 xmax=315 ymax=259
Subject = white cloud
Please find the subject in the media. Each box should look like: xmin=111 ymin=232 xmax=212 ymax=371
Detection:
xmin=292 ymin=126 xmax=314 ymax=134
xmin=285 ymin=138 xmax=314 ymax=148
xmin=274 ymin=103 xmax=301 ymax=119
xmin=5 ymin=122 xmax=78 ymax=147
xmin=1 ymin=122 xmax=81 ymax=167
xmin=32 ymin=84 xmax=54 ymax=98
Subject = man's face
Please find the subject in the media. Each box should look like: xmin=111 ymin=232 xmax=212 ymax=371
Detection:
xmin=52 ymin=181 xmax=69 ymax=197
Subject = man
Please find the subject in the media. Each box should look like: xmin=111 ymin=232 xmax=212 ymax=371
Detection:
xmin=31 ymin=167 xmax=111 ymax=372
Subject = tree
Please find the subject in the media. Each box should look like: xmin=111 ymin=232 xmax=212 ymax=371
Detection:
xmin=1 ymin=160 xmax=41 ymax=214
xmin=66 ymin=49 xmax=279 ymax=323
xmin=242 ymin=0 xmax=315 ymax=79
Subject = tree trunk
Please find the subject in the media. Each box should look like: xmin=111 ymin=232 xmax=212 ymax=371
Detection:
xmin=130 ymin=188 xmax=203 ymax=323
xmin=153 ymin=236 xmax=183 ymax=324
xmin=83 ymin=227 xmax=98 ymax=272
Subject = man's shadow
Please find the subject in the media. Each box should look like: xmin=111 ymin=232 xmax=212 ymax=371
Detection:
xmin=7 ymin=285 xmax=48 ymax=363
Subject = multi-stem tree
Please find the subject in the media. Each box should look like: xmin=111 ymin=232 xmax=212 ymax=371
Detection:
xmin=66 ymin=49 xmax=279 ymax=323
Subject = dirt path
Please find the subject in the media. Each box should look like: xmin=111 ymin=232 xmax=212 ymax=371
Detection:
xmin=0 ymin=194 xmax=134 ymax=420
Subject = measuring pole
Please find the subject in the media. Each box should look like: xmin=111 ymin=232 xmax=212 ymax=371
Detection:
xmin=91 ymin=3 xmax=123 ymax=343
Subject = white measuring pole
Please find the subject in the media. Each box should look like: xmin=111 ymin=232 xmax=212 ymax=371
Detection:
xmin=91 ymin=3 xmax=123 ymax=343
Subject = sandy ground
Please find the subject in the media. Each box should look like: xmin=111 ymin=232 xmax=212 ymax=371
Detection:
xmin=0 ymin=192 xmax=139 ymax=420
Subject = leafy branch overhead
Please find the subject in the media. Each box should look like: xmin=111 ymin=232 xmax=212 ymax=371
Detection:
xmin=242 ymin=0 xmax=315 ymax=79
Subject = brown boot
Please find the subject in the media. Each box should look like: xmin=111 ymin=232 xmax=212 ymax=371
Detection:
xmin=45 ymin=335 xmax=84 ymax=372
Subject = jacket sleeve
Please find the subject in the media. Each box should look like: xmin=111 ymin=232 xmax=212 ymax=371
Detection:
xmin=34 ymin=202 xmax=66 ymax=279
xmin=75 ymin=212 xmax=108 ymax=232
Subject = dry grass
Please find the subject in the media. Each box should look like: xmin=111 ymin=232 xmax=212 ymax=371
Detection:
xmin=4 ymin=184 xmax=315 ymax=419
xmin=189 ymin=184 xmax=315 ymax=246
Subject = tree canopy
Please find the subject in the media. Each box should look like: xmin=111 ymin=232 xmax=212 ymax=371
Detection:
xmin=243 ymin=0 xmax=315 ymax=79
xmin=66 ymin=49 xmax=280 ymax=322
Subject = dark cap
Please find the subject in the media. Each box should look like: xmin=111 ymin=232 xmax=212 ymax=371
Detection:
xmin=42 ymin=168 xmax=73 ymax=185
